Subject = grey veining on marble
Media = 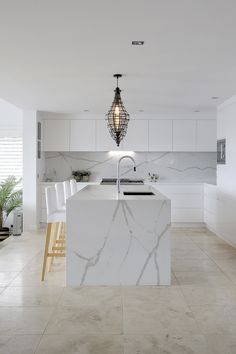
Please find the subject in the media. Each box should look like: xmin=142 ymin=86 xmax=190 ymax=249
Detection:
xmin=45 ymin=151 xmax=216 ymax=183
xmin=67 ymin=186 xmax=171 ymax=286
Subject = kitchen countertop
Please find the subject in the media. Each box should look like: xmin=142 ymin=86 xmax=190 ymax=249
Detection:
xmin=68 ymin=184 xmax=168 ymax=201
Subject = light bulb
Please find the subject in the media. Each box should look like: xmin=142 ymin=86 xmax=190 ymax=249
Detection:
xmin=114 ymin=105 xmax=120 ymax=130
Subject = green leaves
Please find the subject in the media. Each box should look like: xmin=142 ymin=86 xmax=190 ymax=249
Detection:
xmin=0 ymin=176 xmax=22 ymax=228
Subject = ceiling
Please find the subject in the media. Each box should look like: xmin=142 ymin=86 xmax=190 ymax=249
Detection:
xmin=1 ymin=0 xmax=236 ymax=115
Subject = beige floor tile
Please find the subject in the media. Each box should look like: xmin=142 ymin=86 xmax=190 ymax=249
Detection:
xmin=36 ymin=333 xmax=123 ymax=354
xmin=45 ymin=304 xmax=123 ymax=335
xmin=174 ymin=271 xmax=233 ymax=287
xmin=172 ymin=248 xmax=209 ymax=260
xmin=172 ymin=259 xmax=221 ymax=273
xmin=0 ymin=286 xmax=63 ymax=306
xmin=124 ymin=334 xmax=209 ymax=354
xmin=123 ymin=300 xmax=200 ymax=336
xmin=10 ymin=269 xmax=66 ymax=287
xmin=214 ymin=258 xmax=236 ymax=273
xmin=180 ymin=284 xmax=236 ymax=307
xmin=0 ymin=335 xmax=41 ymax=354
xmin=206 ymin=334 xmax=236 ymax=354
xmin=59 ymin=286 xmax=122 ymax=307
xmin=122 ymin=285 xmax=187 ymax=308
xmin=191 ymin=306 xmax=236 ymax=335
xmin=0 ymin=307 xmax=54 ymax=335
xmin=0 ymin=272 xmax=20 ymax=286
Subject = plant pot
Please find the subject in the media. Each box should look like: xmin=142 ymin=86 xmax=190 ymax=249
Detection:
xmin=0 ymin=227 xmax=10 ymax=242
xmin=73 ymin=176 xmax=81 ymax=182
xmin=81 ymin=175 xmax=89 ymax=182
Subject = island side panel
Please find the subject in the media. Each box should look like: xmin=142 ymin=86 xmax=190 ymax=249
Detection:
xmin=66 ymin=198 xmax=171 ymax=286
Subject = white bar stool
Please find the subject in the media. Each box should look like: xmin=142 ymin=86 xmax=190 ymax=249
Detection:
xmin=55 ymin=182 xmax=66 ymax=210
xmin=70 ymin=179 xmax=78 ymax=195
xmin=41 ymin=186 xmax=66 ymax=281
xmin=63 ymin=180 xmax=72 ymax=202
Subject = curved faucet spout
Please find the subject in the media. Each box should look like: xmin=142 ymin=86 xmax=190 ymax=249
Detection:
xmin=117 ymin=155 xmax=136 ymax=194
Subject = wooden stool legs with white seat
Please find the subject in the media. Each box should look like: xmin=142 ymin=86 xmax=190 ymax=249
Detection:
xmin=41 ymin=186 xmax=66 ymax=281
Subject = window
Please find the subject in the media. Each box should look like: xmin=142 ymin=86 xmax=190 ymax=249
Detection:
xmin=0 ymin=136 xmax=23 ymax=183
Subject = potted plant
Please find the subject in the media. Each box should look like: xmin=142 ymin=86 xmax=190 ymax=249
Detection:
xmin=0 ymin=176 xmax=22 ymax=241
xmin=72 ymin=170 xmax=91 ymax=182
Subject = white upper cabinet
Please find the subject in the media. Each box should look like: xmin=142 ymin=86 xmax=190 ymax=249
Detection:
xmin=123 ymin=120 xmax=148 ymax=151
xmin=196 ymin=120 xmax=216 ymax=152
xmin=149 ymin=120 xmax=172 ymax=151
xmin=96 ymin=120 xmax=123 ymax=151
xmin=70 ymin=120 xmax=96 ymax=151
xmin=173 ymin=120 xmax=196 ymax=151
xmin=43 ymin=119 xmax=70 ymax=151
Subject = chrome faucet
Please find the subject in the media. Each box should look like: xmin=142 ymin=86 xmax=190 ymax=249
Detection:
xmin=117 ymin=155 xmax=136 ymax=193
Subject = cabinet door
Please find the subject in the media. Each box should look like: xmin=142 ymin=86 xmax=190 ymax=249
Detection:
xmin=196 ymin=120 xmax=216 ymax=152
xmin=123 ymin=120 xmax=148 ymax=151
xmin=43 ymin=120 xmax=70 ymax=151
xmin=70 ymin=120 xmax=96 ymax=151
xmin=96 ymin=120 xmax=123 ymax=151
xmin=149 ymin=120 xmax=172 ymax=151
xmin=173 ymin=120 xmax=196 ymax=151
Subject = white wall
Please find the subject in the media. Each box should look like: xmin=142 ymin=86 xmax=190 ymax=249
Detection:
xmin=205 ymin=95 xmax=236 ymax=246
xmin=0 ymin=98 xmax=22 ymax=137
xmin=23 ymin=110 xmax=45 ymax=230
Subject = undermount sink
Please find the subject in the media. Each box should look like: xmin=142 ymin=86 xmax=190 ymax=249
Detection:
xmin=123 ymin=191 xmax=155 ymax=196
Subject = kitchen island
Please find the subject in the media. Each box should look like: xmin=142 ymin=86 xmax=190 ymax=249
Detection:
xmin=66 ymin=185 xmax=171 ymax=286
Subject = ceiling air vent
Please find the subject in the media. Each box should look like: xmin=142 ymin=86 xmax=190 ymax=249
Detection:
xmin=132 ymin=41 xmax=144 ymax=45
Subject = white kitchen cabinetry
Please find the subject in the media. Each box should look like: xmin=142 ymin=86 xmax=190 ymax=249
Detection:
xmin=151 ymin=183 xmax=204 ymax=223
xmin=96 ymin=120 xmax=123 ymax=151
xmin=70 ymin=120 xmax=96 ymax=151
xmin=196 ymin=120 xmax=216 ymax=152
xmin=173 ymin=120 xmax=196 ymax=152
xmin=123 ymin=120 xmax=148 ymax=151
xmin=43 ymin=120 xmax=70 ymax=151
xmin=149 ymin=120 xmax=172 ymax=151
xmin=43 ymin=118 xmax=216 ymax=152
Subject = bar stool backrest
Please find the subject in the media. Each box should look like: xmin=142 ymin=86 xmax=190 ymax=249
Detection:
xmin=45 ymin=186 xmax=58 ymax=218
xmin=63 ymin=180 xmax=71 ymax=201
xmin=55 ymin=182 xmax=65 ymax=209
xmin=70 ymin=179 xmax=77 ymax=195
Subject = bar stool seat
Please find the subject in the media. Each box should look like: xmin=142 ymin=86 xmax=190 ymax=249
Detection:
xmin=41 ymin=186 xmax=66 ymax=281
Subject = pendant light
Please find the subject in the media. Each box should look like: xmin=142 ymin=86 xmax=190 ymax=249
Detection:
xmin=106 ymin=74 xmax=130 ymax=147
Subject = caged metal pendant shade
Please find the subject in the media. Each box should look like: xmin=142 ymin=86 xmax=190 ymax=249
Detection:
xmin=106 ymin=74 xmax=130 ymax=147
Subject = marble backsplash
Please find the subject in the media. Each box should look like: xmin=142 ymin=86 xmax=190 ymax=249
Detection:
xmin=44 ymin=151 xmax=216 ymax=184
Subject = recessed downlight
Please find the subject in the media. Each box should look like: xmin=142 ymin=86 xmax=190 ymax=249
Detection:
xmin=194 ymin=110 xmax=200 ymax=113
xmin=211 ymin=96 xmax=219 ymax=100
xmin=139 ymin=109 xmax=144 ymax=112
xmin=84 ymin=109 xmax=89 ymax=112
xmin=132 ymin=41 xmax=144 ymax=45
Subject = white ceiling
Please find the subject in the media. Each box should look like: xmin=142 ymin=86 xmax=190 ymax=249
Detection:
xmin=0 ymin=0 xmax=236 ymax=115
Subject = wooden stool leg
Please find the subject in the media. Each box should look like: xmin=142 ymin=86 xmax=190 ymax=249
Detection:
xmin=49 ymin=223 xmax=59 ymax=272
xmin=41 ymin=223 xmax=52 ymax=281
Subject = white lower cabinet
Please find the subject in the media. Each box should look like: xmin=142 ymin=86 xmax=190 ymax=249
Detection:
xmin=151 ymin=183 xmax=204 ymax=223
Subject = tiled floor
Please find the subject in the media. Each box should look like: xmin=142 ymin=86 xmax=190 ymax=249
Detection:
xmin=1 ymin=228 xmax=236 ymax=353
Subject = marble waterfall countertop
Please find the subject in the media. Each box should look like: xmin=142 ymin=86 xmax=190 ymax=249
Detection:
xmin=68 ymin=184 xmax=169 ymax=201
xmin=66 ymin=184 xmax=171 ymax=286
